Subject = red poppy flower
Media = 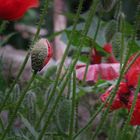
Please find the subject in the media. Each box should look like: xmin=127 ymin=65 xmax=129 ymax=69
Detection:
xmin=0 ymin=0 xmax=39 ymax=20
xmin=100 ymin=53 xmax=140 ymax=125
xmin=76 ymin=43 xmax=120 ymax=82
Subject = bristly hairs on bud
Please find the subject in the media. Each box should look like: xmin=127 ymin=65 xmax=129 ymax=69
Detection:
xmin=112 ymin=32 xmax=121 ymax=59
xmin=31 ymin=38 xmax=53 ymax=72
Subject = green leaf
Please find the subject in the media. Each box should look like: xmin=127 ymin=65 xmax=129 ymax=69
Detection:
xmin=128 ymin=40 xmax=140 ymax=54
xmin=65 ymin=30 xmax=91 ymax=47
xmin=65 ymin=30 xmax=108 ymax=57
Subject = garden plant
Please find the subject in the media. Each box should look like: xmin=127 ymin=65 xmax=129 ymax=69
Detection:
xmin=0 ymin=0 xmax=140 ymax=140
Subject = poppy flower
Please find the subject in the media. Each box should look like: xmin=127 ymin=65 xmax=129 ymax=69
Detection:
xmin=76 ymin=43 xmax=119 ymax=82
xmin=100 ymin=54 xmax=140 ymax=125
xmin=0 ymin=0 xmax=39 ymax=20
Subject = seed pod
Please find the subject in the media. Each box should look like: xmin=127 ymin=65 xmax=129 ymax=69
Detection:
xmin=31 ymin=39 xmax=53 ymax=72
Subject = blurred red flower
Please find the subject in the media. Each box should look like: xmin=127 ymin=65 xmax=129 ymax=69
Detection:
xmin=100 ymin=82 xmax=131 ymax=111
xmin=90 ymin=43 xmax=118 ymax=64
xmin=0 ymin=0 xmax=39 ymax=20
xmin=100 ymin=53 xmax=140 ymax=125
xmin=76 ymin=43 xmax=119 ymax=82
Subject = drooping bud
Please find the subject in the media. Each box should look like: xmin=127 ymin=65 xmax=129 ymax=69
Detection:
xmin=31 ymin=39 xmax=53 ymax=72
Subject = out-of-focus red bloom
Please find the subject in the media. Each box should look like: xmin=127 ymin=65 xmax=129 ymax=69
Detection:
xmin=103 ymin=43 xmax=118 ymax=63
xmin=0 ymin=0 xmax=39 ymax=20
xmin=76 ymin=43 xmax=120 ymax=82
xmin=90 ymin=48 xmax=102 ymax=64
xmin=100 ymin=54 xmax=140 ymax=125
xmin=100 ymin=82 xmax=140 ymax=125
xmin=90 ymin=43 xmax=118 ymax=64
xmin=100 ymin=82 xmax=130 ymax=110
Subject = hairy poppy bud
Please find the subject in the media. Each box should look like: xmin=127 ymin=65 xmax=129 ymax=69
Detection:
xmin=31 ymin=39 xmax=53 ymax=72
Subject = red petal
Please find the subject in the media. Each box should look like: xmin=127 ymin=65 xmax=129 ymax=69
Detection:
xmin=100 ymin=85 xmax=124 ymax=110
xmin=43 ymin=40 xmax=53 ymax=66
xmin=130 ymin=109 xmax=140 ymax=125
xmin=99 ymin=63 xmax=120 ymax=80
xmin=0 ymin=0 xmax=39 ymax=20
xmin=90 ymin=48 xmax=102 ymax=64
xmin=126 ymin=94 xmax=140 ymax=125
xmin=76 ymin=64 xmax=100 ymax=82
xmin=103 ymin=43 xmax=118 ymax=63
xmin=125 ymin=54 xmax=140 ymax=88
xmin=76 ymin=63 xmax=120 ymax=82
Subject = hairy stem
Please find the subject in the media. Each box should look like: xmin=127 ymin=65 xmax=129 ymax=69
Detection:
xmin=1 ymin=71 xmax=36 ymax=140
xmin=0 ymin=0 xmax=50 ymax=113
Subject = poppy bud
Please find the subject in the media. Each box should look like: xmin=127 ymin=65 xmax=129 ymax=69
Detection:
xmin=31 ymin=39 xmax=53 ymax=72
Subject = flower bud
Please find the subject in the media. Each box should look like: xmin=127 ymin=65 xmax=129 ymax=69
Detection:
xmin=31 ymin=39 xmax=53 ymax=72
xmin=101 ymin=0 xmax=116 ymax=12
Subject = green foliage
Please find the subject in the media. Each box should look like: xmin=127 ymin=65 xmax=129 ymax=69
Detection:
xmin=1 ymin=0 xmax=140 ymax=140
